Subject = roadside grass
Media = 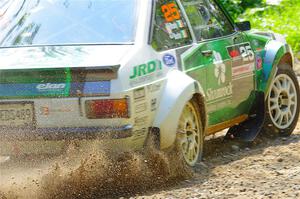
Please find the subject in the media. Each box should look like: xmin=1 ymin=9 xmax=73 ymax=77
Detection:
xmin=220 ymin=0 xmax=299 ymax=57
xmin=239 ymin=0 xmax=300 ymax=56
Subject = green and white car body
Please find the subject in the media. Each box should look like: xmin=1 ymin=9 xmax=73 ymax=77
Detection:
xmin=0 ymin=0 xmax=298 ymax=162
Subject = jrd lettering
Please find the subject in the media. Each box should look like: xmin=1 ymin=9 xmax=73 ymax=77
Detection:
xmin=130 ymin=60 xmax=162 ymax=79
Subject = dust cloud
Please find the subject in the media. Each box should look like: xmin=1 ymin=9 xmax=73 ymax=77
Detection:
xmin=0 ymin=142 xmax=192 ymax=199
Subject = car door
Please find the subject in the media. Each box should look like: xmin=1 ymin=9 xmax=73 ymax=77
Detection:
xmin=180 ymin=0 xmax=255 ymax=130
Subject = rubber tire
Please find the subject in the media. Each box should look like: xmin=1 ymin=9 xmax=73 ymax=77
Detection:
xmin=263 ymin=63 xmax=300 ymax=137
xmin=174 ymin=98 xmax=204 ymax=167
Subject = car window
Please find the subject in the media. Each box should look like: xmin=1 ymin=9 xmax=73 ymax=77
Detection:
xmin=182 ymin=0 xmax=235 ymax=41
xmin=0 ymin=0 xmax=138 ymax=46
xmin=152 ymin=0 xmax=193 ymax=51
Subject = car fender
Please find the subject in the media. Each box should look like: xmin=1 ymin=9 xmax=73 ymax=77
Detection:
xmin=259 ymin=39 xmax=294 ymax=98
xmin=153 ymin=70 xmax=205 ymax=149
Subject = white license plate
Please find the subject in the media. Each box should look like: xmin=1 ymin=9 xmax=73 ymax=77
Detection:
xmin=0 ymin=103 xmax=34 ymax=127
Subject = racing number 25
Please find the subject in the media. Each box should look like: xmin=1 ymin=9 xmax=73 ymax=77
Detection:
xmin=240 ymin=44 xmax=255 ymax=62
xmin=161 ymin=3 xmax=180 ymax=22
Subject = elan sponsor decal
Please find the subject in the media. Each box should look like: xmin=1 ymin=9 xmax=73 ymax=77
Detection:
xmin=206 ymin=83 xmax=233 ymax=101
xmin=36 ymin=83 xmax=66 ymax=92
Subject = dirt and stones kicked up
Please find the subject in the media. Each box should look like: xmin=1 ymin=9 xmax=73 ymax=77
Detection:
xmin=0 ymin=143 xmax=192 ymax=199
xmin=1 ymin=122 xmax=300 ymax=199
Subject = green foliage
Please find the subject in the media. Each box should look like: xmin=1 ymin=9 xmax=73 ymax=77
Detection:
xmin=219 ymin=0 xmax=300 ymax=53
xmin=218 ymin=0 xmax=265 ymax=19
xmin=241 ymin=0 xmax=300 ymax=53
xmin=218 ymin=0 xmax=243 ymax=19
xmin=240 ymin=0 xmax=265 ymax=9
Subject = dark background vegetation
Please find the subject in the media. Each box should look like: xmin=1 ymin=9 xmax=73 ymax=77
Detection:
xmin=219 ymin=0 xmax=300 ymax=56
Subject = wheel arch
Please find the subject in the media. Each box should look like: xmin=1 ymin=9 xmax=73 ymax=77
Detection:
xmin=259 ymin=40 xmax=294 ymax=98
xmin=152 ymin=70 xmax=207 ymax=150
xmin=278 ymin=52 xmax=293 ymax=68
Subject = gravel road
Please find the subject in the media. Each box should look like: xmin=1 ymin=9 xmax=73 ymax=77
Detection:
xmin=1 ymin=121 xmax=300 ymax=199
xmin=137 ymin=126 xmax=300 ymax=199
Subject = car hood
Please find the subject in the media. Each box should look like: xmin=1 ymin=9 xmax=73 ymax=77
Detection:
xmin=0 ymin=45 xmax=134 ymax=69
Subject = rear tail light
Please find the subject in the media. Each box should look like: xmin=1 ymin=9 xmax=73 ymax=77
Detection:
xmin=85 ymin=99 xmax=129 ymax=119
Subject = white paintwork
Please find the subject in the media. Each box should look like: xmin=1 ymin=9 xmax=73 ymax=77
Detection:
xmin=0 ymin=0 xmax=204 ymax=154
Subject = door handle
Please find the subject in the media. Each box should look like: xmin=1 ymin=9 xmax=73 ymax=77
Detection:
xmin=201 ymin=50 xmax=213 ymax=57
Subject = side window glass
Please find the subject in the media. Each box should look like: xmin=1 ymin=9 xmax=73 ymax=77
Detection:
xmin=152 ymin=0 xmax=193 ymax=51
xmin=182 ymin=0 xmax=235 ymax=41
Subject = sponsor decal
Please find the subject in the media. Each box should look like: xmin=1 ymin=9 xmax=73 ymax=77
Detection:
xmin=213 ymin=51 xmax=226 ymax=85
xmin=134 ymin=116 xmax=148 ymax=127
xmin=206 ymin=52 xmax=233 ymax=102
xmin=0 ymin=81 xmax=110 ymax=98
xmin=206 ymin=83 xmax=233 ymax=101
xmin=161 ymin=2 xmax=188 ymax=41
xmin=40 ymin=107 xmax=50 ymax=116
xmin=132 ymin=127 xmax=147 ymax=140
xmin=165 ymin=20 xmax=189 ymax=40
xmin=163 ymin=54 xmax=176 ymax=67
xmin=256 ymin=55 xmax=263 ymax=70
xmin=151 ymin=98 xmax=157 ymax=111
xmin=40 ymin=106 xmax=72 ymax=116
xmin=133 ymin=87 xmax=146 ymax=101
xmin=227 ymin=43 xmax=254 ymax=62
xmin=232 ymin=63 xmax=254 ymax=77
xmin=229 ymin=49 xmax=240 ymax=58
xmin=0 ymin=83 xmax=69 ymax=97
xmin=227 ymin=43 xmax=255 ymax=77
xmin=36 ymin=83 xmax=66 ymax=92
xmin=135 ymin=103 xmax=147 ymax=114
xmin=130 ymin=60 xmax=162 ymax=80
xmin=147 ymin=83 xmax=162 ymax=93
xmin=165 ymin=20 xmax=185 ymax=32
xmin=129 ymin=60 xmax=163 ymax=86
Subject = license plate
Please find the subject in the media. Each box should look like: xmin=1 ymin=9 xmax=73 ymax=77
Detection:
xmin=0 ymin=103 xmax=34 ymax=127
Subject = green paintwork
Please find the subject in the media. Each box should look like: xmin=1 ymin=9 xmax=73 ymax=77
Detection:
xmin=178 ymin=0 xmax=293 ymax=128
xmin=0 ymin=68 xmax=69 ymax=84
xmin=182 ymin=33 xmax=255 ymax=126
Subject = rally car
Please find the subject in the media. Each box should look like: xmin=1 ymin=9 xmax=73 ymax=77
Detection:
xmin=0 ymin=0 xmax=299 ymax=167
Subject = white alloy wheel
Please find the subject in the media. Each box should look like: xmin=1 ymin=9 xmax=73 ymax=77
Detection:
xmin=268 ymin=74 xmax=298 ymax=129
xmin=176 ymin=101 xmax=203 ymax=167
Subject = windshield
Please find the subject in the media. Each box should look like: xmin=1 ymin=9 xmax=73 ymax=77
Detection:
xmin=0 ymin=0 xmax=138 ymax=47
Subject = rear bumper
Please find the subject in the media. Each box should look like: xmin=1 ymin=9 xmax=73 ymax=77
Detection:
xmin=0 ymin=125 xmax=133 ymax=141
xmin=0 ymin=125 xmax=146 ymax=156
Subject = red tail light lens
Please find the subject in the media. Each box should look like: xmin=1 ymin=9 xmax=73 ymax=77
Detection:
xmin=85 ymin=99 xmax=129 ymax=119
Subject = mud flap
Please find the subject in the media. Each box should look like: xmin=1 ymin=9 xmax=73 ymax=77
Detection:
xmin=225 ymin=92 xmax=265 ymax=142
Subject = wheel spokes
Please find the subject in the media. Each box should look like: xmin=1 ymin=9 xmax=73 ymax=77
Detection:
xmin=177 ymin=102 xmax=202 ymax=166
xmin=268 ymin=74 xmax=298 ymax=129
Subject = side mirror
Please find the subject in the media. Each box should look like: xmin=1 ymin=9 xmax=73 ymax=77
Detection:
xmin=236 ymin=21 xmax=251 ymax=31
